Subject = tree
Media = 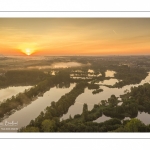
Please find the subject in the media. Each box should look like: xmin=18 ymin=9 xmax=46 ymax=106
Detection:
xmin=21 ymin=127 xmax=39 ymax=132
xmin=108 ymin=95 xmax=118 ymax=106
xmin=125 ymin=118 xmax=146 ymax=132
xmin=82 ymin=103 xmax=88 ymax=121
xmin=51 ymin=101 xmax=56 ymax=108
xmin=42 ymin=119 xmax=56 ymax=132
xmin=69 ymin=115 xmax=72 ymax=120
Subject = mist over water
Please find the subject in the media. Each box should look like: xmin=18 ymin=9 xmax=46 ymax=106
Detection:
xmin=27 ymin=62 xmax=85 ymax=69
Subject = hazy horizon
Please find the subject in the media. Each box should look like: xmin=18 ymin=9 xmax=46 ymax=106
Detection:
xmin=1 ymin=18 xmax=150 ymax=56
xmin=1 ymin=53 xmax=150 ymax=57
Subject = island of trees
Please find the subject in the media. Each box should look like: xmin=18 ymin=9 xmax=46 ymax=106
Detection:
xmin=1 ymin=56 xmax=150 ymax=132
xmin=19 ymin=82 xmax=150 ymax=132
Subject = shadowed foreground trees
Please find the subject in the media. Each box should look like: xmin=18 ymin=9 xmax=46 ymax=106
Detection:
xmin=19 ymin=83 xmax=150 ymax=132
xmin=114 ymin=118 xmax=149 ymax=132
xmin=0 ymin=70 xmax=47 ymax=88
xmin=19 ymin=81 xmax=88 ymax=132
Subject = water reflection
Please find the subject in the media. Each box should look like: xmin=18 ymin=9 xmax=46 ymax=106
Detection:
xmin=93 ymin=115 xmax=111 ymax=123
xmin=139 ymin=73 xmax=150 ymax=84
xmin=94 ymin=111 xmax=150 ymax=125
xmin=99 ymin=79 xmax=119 ymax=86
xmin=117 ymin=102 xmax=123 ymax=106
xmin=61 ymin=72 xmax=150 ymax=122
xmin=61 ymin=86 xmax=127 ymax=120
xmin=136 ymin=112 xmax=150 ymax=125
xmin=51 ymin=71 xmax=56 ymax=75
xmin=2 ymin=71 xmax=150 ymax=130
xmin=71 ymin=77 xmax=89 ymax=79
xmin=105 ymin=70 xmax=116 ymax=77
xmin=93 ymin=112 xmax=150 ymax=125
xmin=88 ymin=69 xmax=94 ymax=73
xmin=122 ymin=112 xmax=150 ymax=125
xmin=70 ymin=69 xmax=102 ymax=79
xmin=0 ymin=86 xmax=32 ymax=102
xmin=0 ymin=83 xmax=76 ymax=132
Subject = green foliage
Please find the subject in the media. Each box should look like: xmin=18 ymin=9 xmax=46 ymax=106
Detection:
xmin=108 ymin=95 xmax=118 ymax=106
xmin=0 ymin=70 xmax=47 ymax=88
xmin=19 ymin=127 xmax=39 ymax=132
xmin=113 ymin=66 xmax=147 ymax=88
xmin=122 ymin=83 xmax=150 ymax=113
xmin=114 ymin=119 xmax=148 ymax=132
xmin=54 ymin=70 xmax=70 ymax=83
xmin=59 ymin=118 xmax=122 ymax=132
xmin=12 ymin=57 xmax=150 ymax=132
xmin=124 ymin=119 xmax=145 ymax=132
xmin=20 ymin=82 xmax=88 ymax=131
xmin=42 ymin=119 xmax=56 ymax=132
xmin=82 ymin=103 xmax=88 ymax=121
xmin=0 ymin=72 xmax=71 ymax=119
xmin=88 ymin=84 xmax=99 ymax=90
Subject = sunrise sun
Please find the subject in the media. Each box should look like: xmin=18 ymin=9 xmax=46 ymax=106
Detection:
xmin=25 ymin=48 xmax=31 ymax=56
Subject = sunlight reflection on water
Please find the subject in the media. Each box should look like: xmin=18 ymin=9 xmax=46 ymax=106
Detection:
xmin=0 ymin=86 xmax=32 ymax=102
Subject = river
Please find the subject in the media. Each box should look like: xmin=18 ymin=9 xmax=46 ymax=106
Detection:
xmin=0 ymin=86 xmax=32 ymax=102
xmin=1 ymin=71 xmax=150 ymax=132
xmin=0 ymin=83 xmax=76 ymax=132
xmin=61 ymin=72 xmax=150 ymax=125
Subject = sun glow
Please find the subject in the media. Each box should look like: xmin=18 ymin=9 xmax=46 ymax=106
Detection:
xmin=21 ymin=48 xmax=35 ymax=56
xmin=19 ymin=43 xmax=37 ymax=56
xmin=25 ymin=48 xmax=31 ymax=55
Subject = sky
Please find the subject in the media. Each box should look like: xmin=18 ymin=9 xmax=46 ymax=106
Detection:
xmin=0 ymin=18 xmax=150 ymax=56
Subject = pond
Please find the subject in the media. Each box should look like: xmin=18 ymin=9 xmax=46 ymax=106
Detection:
xmin=0 ymin=86 xmax=32 ymax=103
xmin=93 ymin=110 xmax=150 ymax=125
xmin=105 ymin=70 xmax=116 ymax=77
xmin=0 ymin=83 xmax=76 ymax=132
xmin=98 ymin=79 xmax=120 ymax=86
xmin=93 ymin=112 xmax=150 ymax=125
xmin=93 ymin=115 xmax=111 ymax=123
xmin=71 ymin=77 xmax=89 ymax=79
xmin=70 ymin=69 xmax=102 ymax=79
xmin=88 ymin=69 xmax=94 ymax=73
xmin=61 ymin=85 xmax=126 ymax=120
xmin=136 ymin=112 xmax=150 ymax=125
xmin=1 ymin=71 xmax=150 ymax=131
xmin=61 ymin=72 xmax=150 ymax=124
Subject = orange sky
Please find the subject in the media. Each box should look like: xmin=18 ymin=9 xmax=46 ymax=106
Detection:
xmin=0 ymin=18 xmax=150 ymax=56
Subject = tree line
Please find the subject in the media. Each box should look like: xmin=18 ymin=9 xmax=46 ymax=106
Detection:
xmin=19 ymin=81 xmax=88 ymax=132
xmin=19 ymin=82 xmax=150 ymax=132
xmin=0 ymin=70 xmax=71 ymax=120
xmin=0 ymin=70 xmax=47 ymax=88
